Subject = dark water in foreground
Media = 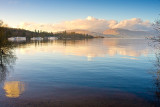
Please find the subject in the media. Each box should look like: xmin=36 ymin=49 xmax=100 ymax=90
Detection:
xmin=0 ymin=38 xmax=159 ymax=107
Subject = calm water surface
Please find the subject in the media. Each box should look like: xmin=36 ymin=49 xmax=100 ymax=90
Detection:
xmin=0 ymin=38 xmax=158 ymax=107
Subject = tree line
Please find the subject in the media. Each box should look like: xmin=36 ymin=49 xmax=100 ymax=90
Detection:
xmin=0 ymin=20 xmax=94 ymax=40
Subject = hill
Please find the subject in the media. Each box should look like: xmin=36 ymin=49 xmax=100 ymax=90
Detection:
xmin=103 ymin=28 xmax=154 ymax=38
xmin=0 ymin=27 xmax=95 ymax=40
xmin=65 ymin=28 xmax=155 ymax=38
xmin=66 ymin=29 xmax=104 ymax=37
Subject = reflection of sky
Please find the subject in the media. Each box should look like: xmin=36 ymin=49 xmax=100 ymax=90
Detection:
xmin=16 ymin=39 xmax=151 ymax=61
xmin=0 ymin=38 xmax=155 ymax=103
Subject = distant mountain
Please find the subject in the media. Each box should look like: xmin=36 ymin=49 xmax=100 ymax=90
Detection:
xmin=66 ymin=29 xmax=105 ymax=37
xmin=62 ymin=28 xmax=156 ymax=38
xmin=103 ymin=28 xmax=155 ymax=38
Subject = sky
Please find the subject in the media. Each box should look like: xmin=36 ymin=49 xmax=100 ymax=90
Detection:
xmin=0 ymin=0 xmax=160 ymax=32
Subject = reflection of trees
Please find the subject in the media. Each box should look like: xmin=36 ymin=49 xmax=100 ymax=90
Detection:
xmin=0 ymin=21 xmax=16 ymax=83
xmin=0 ymin=64 xmax=9 ymax=83
xmin=0 ymin=50 xmax=16 ymax=83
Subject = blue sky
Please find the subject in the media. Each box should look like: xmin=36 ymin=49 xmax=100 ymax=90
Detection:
xmin=0 ymin=0 xmax=160 ymax=27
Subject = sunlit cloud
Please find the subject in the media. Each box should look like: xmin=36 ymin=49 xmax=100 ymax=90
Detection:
xmin=111 ymin=18 xmax=151 ymax=31
xmin=18 ymin=16 xmax=152 ymax=33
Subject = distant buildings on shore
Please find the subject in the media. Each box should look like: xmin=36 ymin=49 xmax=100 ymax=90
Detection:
xmin=8 ymin=37 xmax=58 ymax=42
xmin=8 ymin=37 xmax=26 ymax=42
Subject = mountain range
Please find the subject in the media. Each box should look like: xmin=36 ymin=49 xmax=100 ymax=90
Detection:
xmin=65 ymin=28 xmax=156 ymax=38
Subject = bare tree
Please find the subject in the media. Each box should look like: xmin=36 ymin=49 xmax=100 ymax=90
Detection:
xmin=152 ymin=16 xmax=160 ymax=42
xmin=154 ymin=20 xmax=160 ymax=33
xmin=0 ymin=20 xmax=8 ymax=27
xmin=149 ymin=16 xmax=160 ymax=106
xmin=0 ymin=20 xmax=16 ymax=83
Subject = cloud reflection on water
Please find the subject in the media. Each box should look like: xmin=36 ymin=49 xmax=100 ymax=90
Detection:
xmin=16 ymin=38 xmax=150 ymax=61
xmin=3 ymin=81 xmax=25 ymax=98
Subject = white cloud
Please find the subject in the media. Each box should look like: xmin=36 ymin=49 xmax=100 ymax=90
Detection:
xmin=18 ymin=16 xmax=152 ymax=32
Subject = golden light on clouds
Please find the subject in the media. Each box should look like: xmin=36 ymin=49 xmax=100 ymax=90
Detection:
xmin=3 ymin=81 xmax=25 ymax=98
xmin=18 ymin=16 xmax=152 ymax=32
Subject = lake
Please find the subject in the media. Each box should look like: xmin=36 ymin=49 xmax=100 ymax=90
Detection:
xmin=0 ymin=38 xmax=159 ymax=107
